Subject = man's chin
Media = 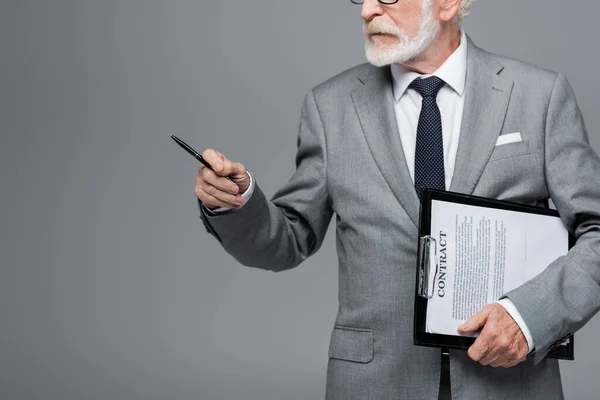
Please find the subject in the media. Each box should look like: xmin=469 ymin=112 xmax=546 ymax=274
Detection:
xmin=365 ymin=47 xmax=408 ymax=67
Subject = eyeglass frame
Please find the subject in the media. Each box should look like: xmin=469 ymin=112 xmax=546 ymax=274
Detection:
xmin=350 ymin=0 xmax=400 ymax=5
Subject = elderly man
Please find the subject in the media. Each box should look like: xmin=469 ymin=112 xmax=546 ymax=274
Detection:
xmin=195 ymin=0 xmax=600 ymax=398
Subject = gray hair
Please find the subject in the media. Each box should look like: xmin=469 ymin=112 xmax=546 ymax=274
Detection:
xmin=457 ymin=0 xmax=474 ymax=20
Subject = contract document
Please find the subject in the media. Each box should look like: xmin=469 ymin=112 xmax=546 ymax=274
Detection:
xmin=426 ymin=199 xmax=568 ymax=335
xmin=414 ymin=190 xmax=574 ymax=360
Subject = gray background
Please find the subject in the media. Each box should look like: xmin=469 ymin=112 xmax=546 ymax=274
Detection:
xmin=2 ymin=1 xmax=600 ymax=399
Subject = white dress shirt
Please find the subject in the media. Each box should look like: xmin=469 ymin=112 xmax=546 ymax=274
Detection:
xmin=390 ymin=34 xmax=466 ymax=188
xmin=209 ymin=30 xmax=534 ymax=352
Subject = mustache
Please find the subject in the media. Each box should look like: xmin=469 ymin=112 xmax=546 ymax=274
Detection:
xmin=363 ymin=19 xmax=402 ymax=36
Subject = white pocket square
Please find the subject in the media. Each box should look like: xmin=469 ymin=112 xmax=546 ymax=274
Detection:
xmin=495 ymin=132 xmax=522 ymax=146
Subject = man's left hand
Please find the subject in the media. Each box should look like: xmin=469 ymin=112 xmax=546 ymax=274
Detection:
xmin=458 ymin=303 xmax=528 ymax=368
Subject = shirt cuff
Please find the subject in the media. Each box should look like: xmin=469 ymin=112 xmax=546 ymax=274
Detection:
xmin=209 ymin=170 xmax=254 ymax=214
xmin=496 ymin=298 xmax=534 ymax=353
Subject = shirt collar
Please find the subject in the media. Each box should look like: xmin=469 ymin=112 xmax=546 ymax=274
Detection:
xmin=391 ymin=30 xmax=467 ymax=102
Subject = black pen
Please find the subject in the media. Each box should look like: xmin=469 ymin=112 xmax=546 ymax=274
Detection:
xmin=170 ymin=134 xmax=232 ymax=181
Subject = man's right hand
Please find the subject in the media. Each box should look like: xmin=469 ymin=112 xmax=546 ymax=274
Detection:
xmin=195 ymin=149 xmax=250 ymax=210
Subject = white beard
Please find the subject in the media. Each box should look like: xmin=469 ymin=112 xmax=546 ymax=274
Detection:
xmin=364 ymin=0 xmax=440 ymax=67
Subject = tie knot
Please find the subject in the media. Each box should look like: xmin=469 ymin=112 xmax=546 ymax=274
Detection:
xmin=409 ymin=76 xmax=445 ymax=98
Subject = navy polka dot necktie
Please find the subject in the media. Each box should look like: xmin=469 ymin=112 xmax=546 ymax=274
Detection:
xmin=409 ymin=76 xmax=446 ymax=199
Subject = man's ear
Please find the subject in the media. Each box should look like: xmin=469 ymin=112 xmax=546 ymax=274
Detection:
xmin=437 ymin=0 xmax=462 ymax=22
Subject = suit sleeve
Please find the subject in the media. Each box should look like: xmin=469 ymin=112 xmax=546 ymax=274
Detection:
xmin=505 ymin=73 xmax=600 ymax=363
xmin=198 ymin=89 xmax=334 ymax=272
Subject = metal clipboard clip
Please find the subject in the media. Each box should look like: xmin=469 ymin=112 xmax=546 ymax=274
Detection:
xmin=418 ymin=235 xmax=439 ymax=299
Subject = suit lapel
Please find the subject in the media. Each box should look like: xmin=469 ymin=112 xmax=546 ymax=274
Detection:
xmin=350 ymin=39 xmax=513 ymax=225
xmin=449 ymin=39 xmax=514 ymax=194
xmin=352 ymin=67 xmax=420 ymax=227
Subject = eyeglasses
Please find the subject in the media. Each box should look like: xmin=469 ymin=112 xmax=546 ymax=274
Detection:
xmin=350 ymin=0 xmax=400 ymax=4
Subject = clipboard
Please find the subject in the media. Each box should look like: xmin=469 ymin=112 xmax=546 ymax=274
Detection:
xmin=414 ymin=189 xmax=574 ymax=360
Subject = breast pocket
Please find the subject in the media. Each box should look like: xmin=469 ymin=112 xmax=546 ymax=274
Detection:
xmin=489 ymin=140 xmax=531 ymax=162
xmin=328 ymin=325 xmax=374 ymax=363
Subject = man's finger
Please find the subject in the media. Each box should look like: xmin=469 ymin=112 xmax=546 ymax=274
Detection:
xmin=202 ymin=149 xmax=223 ymax=170
xmin=499 ymin=356 xmax=524 ymax=369
xmin=201 ymin=168 xmax=240 ymax=195
xmin=467 ymin=334 xmax=491 ymax=362
xmin=478 ymin=333 xmax=507 ymax=366
xmin=195 ymin=185 xmax=243 ymax=209
xmin=199 ymin=182 xmax=244 ymax=207
xmin=490 ymin=352 xmax=525 ymax=368
xmin=458 ymin=305 xmax=492 ymax=333
xmin=201 ymin=149 xmax=246 ymax=179
xmin=489 ymin=357 xmax=507 ymax=368
xmin=218 ymin=160 xmax=247 ymax=179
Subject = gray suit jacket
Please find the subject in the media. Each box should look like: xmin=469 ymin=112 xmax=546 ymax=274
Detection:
xmin=200 ymin=36 xmax=600 ymax=399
